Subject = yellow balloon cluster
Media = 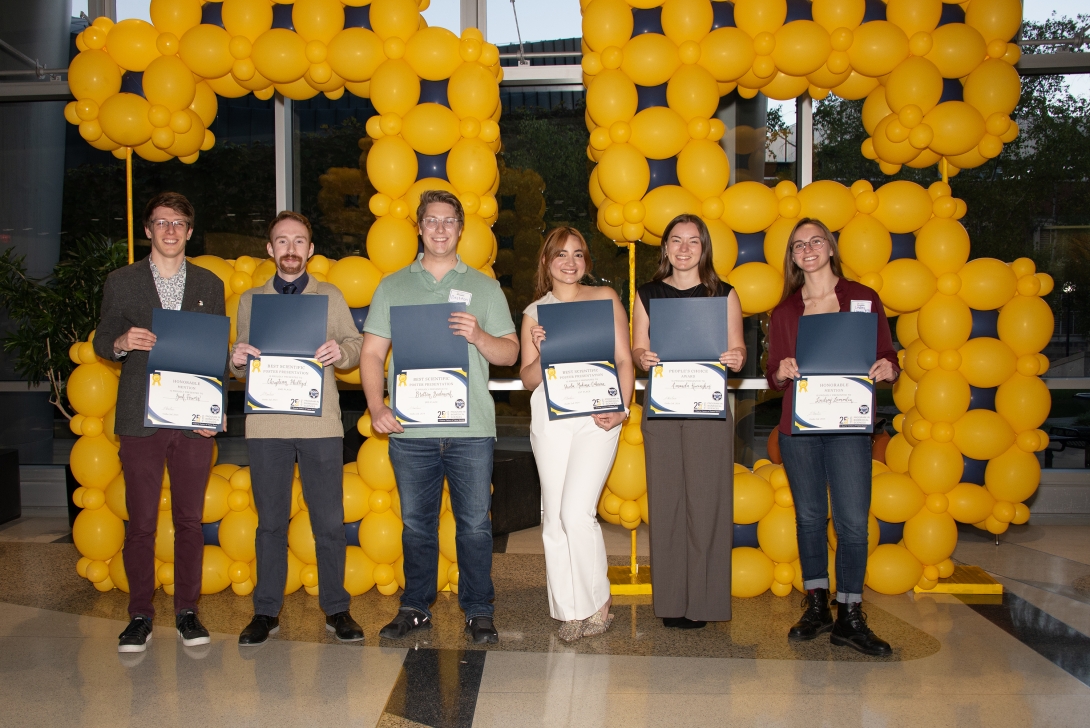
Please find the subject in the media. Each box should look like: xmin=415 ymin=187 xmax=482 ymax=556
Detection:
xmin=581 ymin=0 xmax=1023 ymax=235
xmin=597 ymin=403 xmax=648 ymax=528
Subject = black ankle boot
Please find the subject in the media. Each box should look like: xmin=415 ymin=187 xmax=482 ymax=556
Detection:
xmin=830 ymin=601 xmax=892 ymax=656
xmin=788 ymin=588 xmax=833 ymax=642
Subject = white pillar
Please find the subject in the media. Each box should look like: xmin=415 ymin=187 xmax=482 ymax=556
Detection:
xmin=86 ymin=0 xmax=117 ymax=21
xmin=796 ymin=93 xmax=813 ymax=188
xmin=274 ymin=93 xmax=294 ymax=213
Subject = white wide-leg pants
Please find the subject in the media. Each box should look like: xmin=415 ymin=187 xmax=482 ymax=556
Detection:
xmin=530 ymin=386 xmax=621 ymax=621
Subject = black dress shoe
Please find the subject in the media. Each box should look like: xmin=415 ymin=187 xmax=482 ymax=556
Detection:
xmin=830 ymin=602 xmax=892 ymax=656
xmin=788 ymin=588 xmax=833 ymax=642
xmin=326 ymin=611 xmax=364 ymax=642
xmin=239 ymin=615 xmax=279 ymax=646
xmin=662 ymin=617 xmax=707 ymax=630
xmin=379 ymin=608 xmax=431 ymax=639
xmin=465 ymin=616 xmax=499 ymax=644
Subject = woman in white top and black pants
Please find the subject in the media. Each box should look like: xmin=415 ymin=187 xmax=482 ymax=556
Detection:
xmin=520 ymin=226 xmax=634 ymax=642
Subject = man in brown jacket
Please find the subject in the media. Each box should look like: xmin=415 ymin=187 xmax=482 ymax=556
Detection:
xmin=229 ymin=211 xmax=364 ymax=644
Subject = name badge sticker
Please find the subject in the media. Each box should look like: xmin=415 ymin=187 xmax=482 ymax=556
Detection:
xmin=850 ymin=299 xmax=872 ymax=313
xmin=448 ymin=289 xmax=473 ymax=305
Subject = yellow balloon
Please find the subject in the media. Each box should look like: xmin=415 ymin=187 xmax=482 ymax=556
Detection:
xmin=861 ymin=87 xmax=894 ymax=136
xmin=218 ymin=508 xmax=259 ymax=562
xmin=597 ymin=143 xmax=650 ymax=205
xmin=292 ymin=0 xmax=344 ymax=43
xmin=915 ymin=368 xmax=970 ymax=423
xmin=366 ymin=216 xmax=418 ymax=273
xmin=797 ymin=180 xmax=855 ymax=231
xmin=326 ymin=28 xmax=384 ymax=83
xmin=67 ymin=362 xmax=119 ymax=417
xmin=985 ymin=444 xmax=1040 ymax=506
xmin=953 ymin=409 xmax=1016 ymax=460
xmin=70 ymin=435 xmax=121 ymax=489
xmin=178 ymin=23 xmax=234 ymax=80
xmin=327 ymin=256 xmax=383 ymax=308
xmin=733 ymin=0 xmax=787 ymax=36
xmin=366 ymin=136 xmax=418 ymax=198
xmin=640 ymin=185 xmax=702 ymax=238
xmin=403 ymin=177 xmax=458 ymax=223
xmin=848 ymin=21 xmax=909 ymax=77
xmin=68 ymin=49 xmax=123 ymax=104
xmin=923 ymin=101 xmax=986 ymax=157
xmin=699 ymin=27 xmax=756 ymax=82
xmin=957 ymin=258 xmax=1017 ymax=310
xmin=105 ymin=19 xmax=160 ymax=71
xmin=368 ymin=58 xmax=420 ymax=115
xmin=629 ymin=107 xmax=689 ymax=160
xmin=773 ymin=20 xmax=831 ymax=77
xmin=448 ymin=61 xmax=499 ymax=121
xmin=109 ymin=551 xmax=129 ymax=592
xmin=369 ymin=0 xmax=420 ymax=41
xmin=865 ymin=543 xmax=923 ymax=595
xmin=812 ymin=0 xmax=864 ymax=32
xmin=963 ymin=59 xmax=1021 ymax=119
xmin=997 ymin=295 xmax=1054 ymax=356
xmin=917 ymin=294 xmax=972 ymax=351
xmin=454 ymin=215 xmax=493 ymax=270
xmin=357 ymin=437 xmax=397 ymax=491
xmin=250 ymin=27 xmax=309 ymax=83
xmin=621 ymin=32 xmax=680 ymax=87
xmin=886 ymin=0 xmax=941 ymax=37
xmin=893 ymin=370 xmax=917 ymax=413
xmin=405 ymin=26 xmax=461 ymax=81
xmin=870 ymin=472 xmax=925 ymax=523
xmin=759 ymin=72 xmax=811 ymax=101
xmin=660 ymin=0 xmax=713 ymax=44
xmin=202 ymin=473 xmax=232 ymax=523
xmin=72 ymin=507 xmax=125 ymax=561
xmin=98 ymin=93 xmax=153 ymax=148
xmin=666 ymin=64 xmax=719 ymax=122
xmin=344 ymin=545 xmax=377 ymax=596
xmin=728 ymin=262 xmax=784 ymax=316
xmin=721 ymin=181 xmax=779 ymax=233
xmin=873 ymin=180 xmax=932 ymax=234
xmin=731 ymin=547 xmax=775 ymax=597
xmin=166 ymin=110 xmax=205 ymax=158
xmin=884 ymin=56 xmax=943 ymax=114
xmin=221 ymin=0 xmax=273 ymax=41
xmin=908 ymin=439 xmax=963 ymax=494
xmin=926 ymin=23 xmax=987 ymax=79
xmin=965 ymin=0 xmax=1022 ymax=44
xmin=996 ymin=374 xmax=1051 ymax=433
xmin=958 ymin=337 xmax=1015 ymax=388
xmin=885 ymin=433 xmax=913 ymax=474
xmin=401 ymin=103 xmax=460 ymax=155
xmin=706 ymin=217 xmax=738 ymax=278
xmin=734 ymin=471 xmax=776 ymax=524
xmin=199 ymin=545 xmax=232 ymax=594
xmin=903 ymin=509 xmax=957 ymax=565
xmin=583 ymin=0 xmax=634 ymax=51
xmin=105 ymin=473 xmax=128 ymax=520
xmin=447 ymin=137 xmax=497 ymax=195
xmin=757 ymin=504 xmax=799 ymax=563
xmin=359 ymin=509 xmax=404 ymax=564
xmin=946 ymin=482 xmax=996 ymax=524
xmin=287 ymin=511 xmax=318 ymax=564
xmin=604 ymin=441 xmax=646 ymax=501
xmin=150 ymin=0 xmax=203 ymax=36
xmin=915 ymin=218 xmax=969 ymax=275
xmin=342 ymin=472 xmax=372 ymax=523
xmin=760 ymin=217 xmax=795 ymax=275
xmin=878 ymin=259 xmax=936 ymax=313
xmin=838 ymin=214 xmax=891 ymax=275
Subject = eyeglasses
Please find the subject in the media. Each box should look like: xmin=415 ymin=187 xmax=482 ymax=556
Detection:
xmin=152 ymin=219 xmax=189 ymax=232
xmin=422 ymin=217 xmax=460 ymax=231
xmin=791 ymin=237 xmax=826 ymax=254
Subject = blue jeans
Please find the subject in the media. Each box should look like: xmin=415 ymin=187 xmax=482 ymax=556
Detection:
xmin=388 ymin=436 xmax=495 ymax=620
xmin=778 ymin=432 xmax=871 ymax=603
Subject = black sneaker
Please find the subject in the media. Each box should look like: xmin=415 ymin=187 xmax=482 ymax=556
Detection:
xmin=325 ymin=611 xmax=364 ymax=642
xmin=118 ymin=615 xmax=153 ymax=653
xmin=239 ymin=615 xmax=280 ymax=646
xmin=379 ymin=608 xmax=431 ymax=639
xmin=465 ymin=616 xmax=499 ymax=644
xmin=176 ymin=609 xmax=210 ymax=647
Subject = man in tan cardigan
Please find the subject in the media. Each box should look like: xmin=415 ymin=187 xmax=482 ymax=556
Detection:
xmin=229 ymin=211 xmax=364 ymax=645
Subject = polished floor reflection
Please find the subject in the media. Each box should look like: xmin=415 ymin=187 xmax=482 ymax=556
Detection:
xmin=2 ymin=519 xmax=1090 ymax=727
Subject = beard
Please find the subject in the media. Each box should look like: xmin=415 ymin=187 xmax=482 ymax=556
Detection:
xmin=277 ymin=255 xmax=304 ymax=274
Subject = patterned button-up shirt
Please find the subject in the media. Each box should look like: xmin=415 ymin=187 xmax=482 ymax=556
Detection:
xmin=150 ymin=259 xmax=186 ymax=311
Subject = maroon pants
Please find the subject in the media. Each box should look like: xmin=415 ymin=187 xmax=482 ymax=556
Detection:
xmin=119 ymin=429 xmax=213 ymax=618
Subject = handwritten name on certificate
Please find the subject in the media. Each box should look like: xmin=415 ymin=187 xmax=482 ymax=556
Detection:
xmin=394 ymin=369 xmax=469 ymax=426
xmin=245 ymin=356 xmax=324 ymax=415
xmin=792 ymin=376 xmax=875 ymax=433
xmin=145 ymin=371 xmax=223 ymax=430
xmin=646 ymin=362 xmax=727 ymax=418
xmin=542 ymin=361 xmax=623 ymax=420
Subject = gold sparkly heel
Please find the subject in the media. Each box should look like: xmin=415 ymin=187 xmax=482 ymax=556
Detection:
xmin=558 ymin=620 xmax=583 ymax=642
xmin=581 ymin=611 xmax=614 ymax=638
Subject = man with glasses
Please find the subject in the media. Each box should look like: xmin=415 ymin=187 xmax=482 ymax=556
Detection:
xmin=94 ymin=192 xmax=227 ymax=653
xmin=361 ymin=190 xmax=518 ymax=644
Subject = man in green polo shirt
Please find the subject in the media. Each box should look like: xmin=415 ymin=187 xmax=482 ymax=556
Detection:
xmin=361 ymin=190 xmax=518 ymax=644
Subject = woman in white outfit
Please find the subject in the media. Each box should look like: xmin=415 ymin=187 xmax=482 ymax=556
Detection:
xmin=520 ymin=226 xmax=634 ymax=642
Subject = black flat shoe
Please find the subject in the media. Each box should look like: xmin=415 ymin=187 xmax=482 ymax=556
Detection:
xmin=788 ymin=588 xmax=834 ymax=642
xmin=239 ymin=615 xmax=279 ymax=646
xmin=326 ymin=611 xmax=364 ymax=642
xmin=465 ymin=616 xmax=499 ymax=644
xmin=830 ymin=602 xmax=892 ymax=656
xmin=662 ymin=617 xmax=707 ymax=630
xmin=379 ymin=608 xmax=431 ymax=639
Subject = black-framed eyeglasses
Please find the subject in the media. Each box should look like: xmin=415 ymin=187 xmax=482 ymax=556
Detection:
xmin=422 ymin=217 xmax=460 ymax=231
xmin=152 ymin=219 xmax=189 ymax=232
xmin=791 ymin=237 xmax=826 ymax=254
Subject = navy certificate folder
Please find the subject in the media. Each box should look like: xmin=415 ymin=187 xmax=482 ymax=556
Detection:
xmin=147 ymin=308 xmax=230 ymax=377
xmin=390 ymin=303 xmax=469 ymax=371
xmin=249 ymin=294 xmax=328 ymax=357
xmin=537 ymin=299 xmax=615 ymax=366
xmin=795 ymin=312 xmax=878 ymax=375
xmin=649 ymin=297 xmax=727 ymax=361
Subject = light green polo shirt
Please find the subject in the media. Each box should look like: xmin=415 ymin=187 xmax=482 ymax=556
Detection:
xmin=364 ymin=254 xmax=516 ymax=439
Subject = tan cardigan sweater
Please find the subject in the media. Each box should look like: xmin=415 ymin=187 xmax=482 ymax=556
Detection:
xmin=231 ymin=276 xmax=363 ymax=439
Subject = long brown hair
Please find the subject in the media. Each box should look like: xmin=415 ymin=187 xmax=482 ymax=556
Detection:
xmin=534 ymin=226 xmax=593 ymax=299
xmin=779 ymin=217 xmax=843 ymax=303
xmin=654 ymin=214 xmax=721 ymax=296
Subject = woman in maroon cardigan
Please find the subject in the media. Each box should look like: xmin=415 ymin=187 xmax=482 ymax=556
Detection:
xmin=766 ymin=217 xmax=899 ymax=656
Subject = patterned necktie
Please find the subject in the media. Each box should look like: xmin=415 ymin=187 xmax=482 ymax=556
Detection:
xmin=283 ymin=282 xmax=297 ymax=295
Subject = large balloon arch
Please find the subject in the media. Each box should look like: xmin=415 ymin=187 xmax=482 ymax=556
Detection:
xmin=64 ymin=0 xmax=1052 ymax=601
